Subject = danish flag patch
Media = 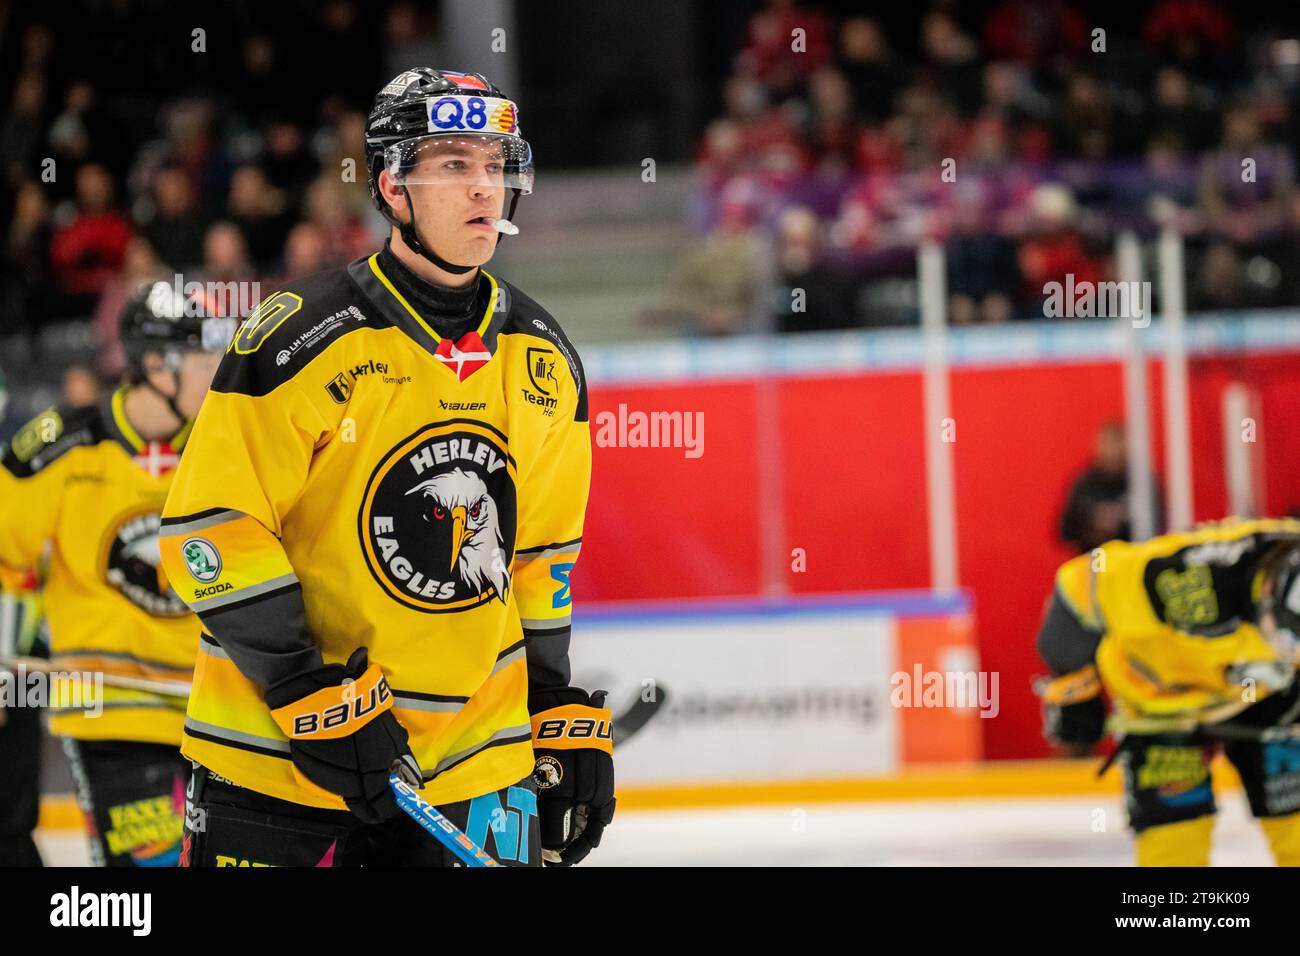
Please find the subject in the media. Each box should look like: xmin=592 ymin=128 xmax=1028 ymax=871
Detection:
xmin=434 ymin=331 xmax=492 ymax=381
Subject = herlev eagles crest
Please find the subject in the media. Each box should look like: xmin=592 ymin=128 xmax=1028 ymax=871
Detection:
xmin=359 ymin=421 xmax=517 ymax=612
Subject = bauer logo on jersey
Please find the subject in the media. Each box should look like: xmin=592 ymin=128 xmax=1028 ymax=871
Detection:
xmin=359 ymin=421 xmax=517 ymax=613
xmin=181 ymin=537 xmax=223 ymax=584
xmin=103 ymin=509 xmax=188 ymax=616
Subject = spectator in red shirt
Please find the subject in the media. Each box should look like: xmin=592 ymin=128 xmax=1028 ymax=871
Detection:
xmin=1017 ymin=184 xmax=1108 ymax=314
xmin=983 ymin=0 xmax=1090 ymax=68
xmin=1144 ymin=0 xmax=1234 ymax=77
xmin=738 ymin=0 xmax=832 ymax=98
xmin=49 ymin=162 xmax=133 ymax=312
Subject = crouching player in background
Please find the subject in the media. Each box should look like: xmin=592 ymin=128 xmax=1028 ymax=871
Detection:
xmin=1036 ymin=517 xmax=1300 ymax=866
xmin=0 ymin=283 xmax=228 ymax=865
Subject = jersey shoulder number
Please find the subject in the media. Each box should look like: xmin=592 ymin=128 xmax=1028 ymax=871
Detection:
xmin=2 ymin=404 xmax=102 ymax=479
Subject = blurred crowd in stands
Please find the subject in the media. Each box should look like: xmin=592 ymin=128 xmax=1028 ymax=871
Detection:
xmin=677 ymin=0 xmax=1300 ymax=335
xmin=0 ymin=0 xmax=410 ymax=383
xmin=5 ymin=0 xmax=1300 ymax=373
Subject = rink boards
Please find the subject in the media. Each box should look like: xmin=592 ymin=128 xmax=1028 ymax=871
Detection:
xmin=571 ymin=592 xmax=983 ymax=802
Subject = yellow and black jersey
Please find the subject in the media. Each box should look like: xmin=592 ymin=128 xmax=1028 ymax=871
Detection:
xmin=0 ymin=390 xmax=198 ymax=743
xmin=1048 ymin=517 xmax=1300 ymax=720
xmin=160 ymin=252 xmax=591 ymax=810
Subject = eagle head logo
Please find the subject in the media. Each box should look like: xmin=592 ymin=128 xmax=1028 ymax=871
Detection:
xmin=405 ymin=467 xmax=510 ymax=601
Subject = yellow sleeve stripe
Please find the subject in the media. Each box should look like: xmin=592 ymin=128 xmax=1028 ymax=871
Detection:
xmin=514 ymin=538 xmax=582 ymax=565
xmin=159 ymin=510 xmax=298 ymax=614
xmin=1036 ymin=664 xmax=1102 ymax=705
xmin=159 ymin=508 xmax=244 ymax=539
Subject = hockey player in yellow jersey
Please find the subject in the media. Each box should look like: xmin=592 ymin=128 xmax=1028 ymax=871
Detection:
xmin=0 ymin=282 xmax=230 ymax=865
xmin=1036 ymin=517 xmax=1300 ymax=866
xmin=161 ymin=68 xmax=614 ymax=867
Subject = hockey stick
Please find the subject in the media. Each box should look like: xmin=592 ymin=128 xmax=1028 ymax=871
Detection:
xmin=386 ymin=686 xmax=668 ymax=865
xmin=1197 ymin=722 xmax=1300 ymax=742
xmin=612 ymin=686 xmax=668 ymax=746
xmin=388 ymin=773 xmax=500 ymax=867
xmin=1097 ymin=697 xmax=1300 ymax=776
xmin=0 ymin=654 xmax=191 ymax=697
xmin=12 ymin=653 xmax=496 ymax=864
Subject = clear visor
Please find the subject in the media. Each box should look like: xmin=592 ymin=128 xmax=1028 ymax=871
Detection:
xmin=385 ymin=134 xmax=534 ymax=194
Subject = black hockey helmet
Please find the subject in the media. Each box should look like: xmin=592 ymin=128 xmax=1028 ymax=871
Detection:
xmin=364 ymin=68 xmax=532 ymax=273
xmin=120 ymin=280 xmax=234 ymax=383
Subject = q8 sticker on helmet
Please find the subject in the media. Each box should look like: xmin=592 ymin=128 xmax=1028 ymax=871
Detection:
xmin=427 ymin=96 xmax=520 ymax=135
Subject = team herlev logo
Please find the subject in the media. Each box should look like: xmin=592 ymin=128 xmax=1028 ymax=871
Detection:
xmin=102 ymin=508 xmax=189 ymax=617
xmin=359 ymin=421 xmax=517 ymax=613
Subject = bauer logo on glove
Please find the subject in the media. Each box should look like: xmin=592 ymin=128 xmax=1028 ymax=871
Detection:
xmin=532 ymin=706 xmax=614 ymax=752
xmin=270 ymin=660 xmax=394 ymax=739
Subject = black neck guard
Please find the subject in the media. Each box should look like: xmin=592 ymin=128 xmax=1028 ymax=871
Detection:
xmin=377 ymin=239 xmax=490 ymax=342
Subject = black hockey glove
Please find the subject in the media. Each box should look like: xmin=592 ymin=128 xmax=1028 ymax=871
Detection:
xmin=1045 ymin=696 xmax=1107 ymax=749
xmin=529 ymin=686 xmax=615 ymax=866
xmin=1036 ymin=664 xmax=1106 ymax=751
xmin=265 ymin=647 xmax=420 ymax=823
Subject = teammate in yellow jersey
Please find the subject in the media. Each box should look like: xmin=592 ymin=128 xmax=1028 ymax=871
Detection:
xmin=161 ymin=68 xmax=614 ymax=867
xmin=1035 ymin=517 xmax=1300 ymax=866
xmin=0 ymin=282 xmax=230 ymax=865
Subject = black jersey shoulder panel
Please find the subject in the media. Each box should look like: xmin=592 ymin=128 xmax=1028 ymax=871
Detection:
xmin=212 ymin=265 xmax=389 ymax=398
xmin=1 ymin=403 xmax=105 ymax=478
